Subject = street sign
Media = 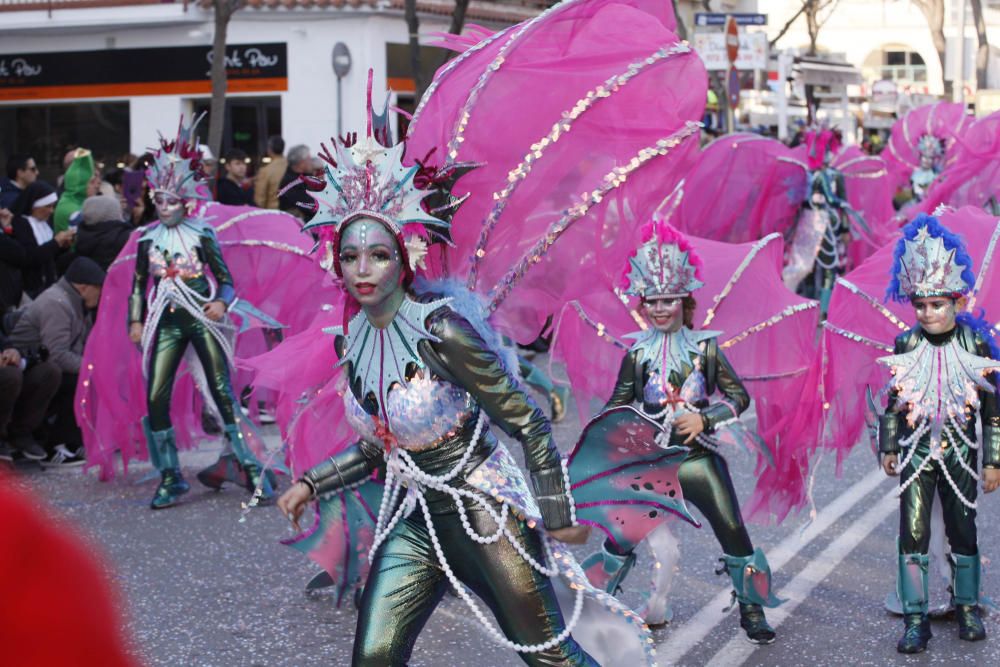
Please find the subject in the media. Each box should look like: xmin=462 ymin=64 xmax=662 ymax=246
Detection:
xmin=725 ymin=16 xmax=739 ymax=64
xmin=692 ymin=31 xmax=768 ymax=71
xmin=332 ymin=42 xmax=351 ymax=79
xmin=695 ymin=12 xmax=767 ymax=27
xmin=728 ymin=65 xmax=740 ymax=107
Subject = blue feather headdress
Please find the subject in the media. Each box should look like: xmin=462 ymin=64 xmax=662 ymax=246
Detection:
xmin=886 ymin=214 xmax=976 ymax=302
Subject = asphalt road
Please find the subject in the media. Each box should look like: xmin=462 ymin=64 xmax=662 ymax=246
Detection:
xmin=10 ymin=383 xmax=1000 ymax=667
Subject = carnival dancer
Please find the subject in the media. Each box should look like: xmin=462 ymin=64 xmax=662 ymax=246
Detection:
xmin=875 ymin=214 xmax=1000 ymax=653
xmin=274 ymin=105 xmax=661 ymax=664
xmin=884 ymin=101 xmax=972 ymax=211
xmin=576 ymin=220 xmax=782 ymax=642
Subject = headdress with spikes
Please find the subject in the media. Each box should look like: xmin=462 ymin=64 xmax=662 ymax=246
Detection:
xmin=887 ymin=213 xmax=976 ymax=301
xmin=803 ymin=121 xmax=842 ymax=170
xmin=916 ymin=133 xmax=944 ymax=160
xmin=299 ymin=70 xmax=471 ymax=279
xmin=145 ymin=113 xmax=211 ymax=202
xmin=621 ymin=218 xmax=704 ymax=298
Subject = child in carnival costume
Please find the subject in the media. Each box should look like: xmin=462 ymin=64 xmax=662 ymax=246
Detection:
xmin=583 ymin=220 xmax=781 ymax=643
xmin=877 ymin=214 xmax=1000 ymax=653
xmin=129 ymin=117 xmax=277 ymax=509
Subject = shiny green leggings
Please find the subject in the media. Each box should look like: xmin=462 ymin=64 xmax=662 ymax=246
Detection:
xmin=353 ymin=507 xmax=596 ymax=666
xmin=608 ymin=446 xmax=753 ymax=558
xmin=899 ymin=455 xmax=978 ymax=556
xmin=147 ymin=308 xmax=237 ymax=431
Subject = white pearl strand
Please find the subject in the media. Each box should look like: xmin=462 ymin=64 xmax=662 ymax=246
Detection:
xmin=367 ymin=410 xmax=587 ymax=653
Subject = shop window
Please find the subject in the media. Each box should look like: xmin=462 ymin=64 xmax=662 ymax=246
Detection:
xmin=0 ymin=102 xmax=129 ymax=183
xmin=191 ymin=96 xmax=281 ymax=173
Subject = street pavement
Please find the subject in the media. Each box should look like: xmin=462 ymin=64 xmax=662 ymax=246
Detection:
xmin=10 ymin=380 xmax=1000 ymax=667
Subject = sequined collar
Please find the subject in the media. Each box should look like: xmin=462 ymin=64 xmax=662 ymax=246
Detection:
xmin=139 ymin=217 xmax=213 ymax=258
xmin=625 ymin=326 xmax=720 ymax=383
xmin=879 ymin=335 xmax=999 ymax=447
xmin=326 ymin=295 xmax=452 ymax=421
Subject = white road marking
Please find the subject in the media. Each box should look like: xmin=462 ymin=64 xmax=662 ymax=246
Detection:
xmin=705 ymin=487 xmax=898 ymax=666
xmin=656 ymin=467 xmax=891 ymax=666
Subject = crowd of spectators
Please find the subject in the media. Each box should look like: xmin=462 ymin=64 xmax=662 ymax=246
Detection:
xmin=0 ymin=136 xmax=302 ymax=469
xmin=0 ymin=136 xmax=303 ymax=469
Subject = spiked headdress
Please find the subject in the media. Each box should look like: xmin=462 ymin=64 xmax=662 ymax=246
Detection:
xmin=145 ymin=114 xmax=211 ymax=202
xmin=803 ymin=122 xmax=842 ymax=170
xmin=887 ymin=213 xmax=976 ymax=301
xmin=622 ymin=219 xmax=703 ymax=298
xmin=916 ymin=134 xmax=944 ymax=161
xmin=300 ymin=71 xmax=470 ymax=278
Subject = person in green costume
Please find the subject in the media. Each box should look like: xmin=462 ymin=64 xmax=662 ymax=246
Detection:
xmin=54 ymin=149 xmax=96 ymax=233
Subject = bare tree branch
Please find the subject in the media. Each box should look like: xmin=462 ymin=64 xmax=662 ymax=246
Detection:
xmin=911 ymin=0 xmax=951 ymax=97
xmin=769 ymin=3 xmax=807 ymax=50
xmin=208 ymin=0 xmax=245 ymax=162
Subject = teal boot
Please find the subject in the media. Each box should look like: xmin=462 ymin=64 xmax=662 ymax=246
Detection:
xmin=897 ymin=553 xmax=932 ymax=653
xmin=196 ymin=452 xmax=248 ymax=491
xmin=720 ymin=549 xmax=781 ymax=644
xmin=144 ymin=419 xmax=189 ymax=510
xmin=951 ymin=552 xmax=986 ymax=642
xmin=581 ymin=541 xmax=637 ymax=594
xmin=224 ymin=424 xmax=275 ymax=503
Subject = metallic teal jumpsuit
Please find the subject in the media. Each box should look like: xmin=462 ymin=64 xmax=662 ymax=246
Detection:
xmin=300 ymin=304 xmax=595 ymax=666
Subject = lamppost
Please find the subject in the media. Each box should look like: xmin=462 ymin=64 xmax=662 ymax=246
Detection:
xmin=332 ymin=42 xmax=352 ymax=137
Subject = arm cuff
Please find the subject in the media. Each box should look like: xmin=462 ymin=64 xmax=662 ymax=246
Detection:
xmin=878 ymin=414 xmax=900 ymax=454
xmin=701 ymin=402 xmax=738 ymax=434
xmin=217 ymin=284 xmax=236 ymax=306
xmin=530 ymin=465 xmax=573 ymax=530
xmin=983 ymin=426 xmax=1000 ymax=467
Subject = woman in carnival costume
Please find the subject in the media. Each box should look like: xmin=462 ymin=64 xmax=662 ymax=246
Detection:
xmin=874 ymin=214 xmax=1000 ymax=653
xmin=273 ymin=107 xmax=664 ymax=664
xmin=76 ymin=116 xmax=329 ymax=508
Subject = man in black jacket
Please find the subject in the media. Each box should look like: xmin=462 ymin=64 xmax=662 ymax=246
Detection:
xmin=216 ymin=148 xmax=254 ymax=206
xmin=0 ymin=327 xmax=61 ymax=463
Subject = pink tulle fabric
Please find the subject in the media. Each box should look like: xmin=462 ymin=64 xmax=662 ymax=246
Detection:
xmin=244 ymin=0 xmax=703 ymax=476
xmin=675 ymin=135 xmax=894 ymax=272
xmin=915 ymin=110 xmax=1000 ymax=215
xmin=405 ymin=0 xmax=705 ymax=344
xmin=75 ymin=205 xmax=333 ymax=479
xmin=793 ymin=206 xmax=1000 ymax=468
xmin=551 ymin=227 xmax=820 ymax=523
xmin=883 ymin=101 xmax=973 ymax=190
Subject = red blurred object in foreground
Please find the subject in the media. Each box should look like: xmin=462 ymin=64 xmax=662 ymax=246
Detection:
xmin=0 ymin=471 xmax=138 ymax=667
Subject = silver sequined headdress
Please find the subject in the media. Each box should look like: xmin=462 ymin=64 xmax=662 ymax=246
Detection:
xmin=300 ymin=71 xmax=470 ymax=276
xmin=145 ymin=113 xmax=211 ymax=202
xmin=622 ymin=219 xmax=704 ymax=298
xmin=888 ymin=213 xmax=976 ymax=301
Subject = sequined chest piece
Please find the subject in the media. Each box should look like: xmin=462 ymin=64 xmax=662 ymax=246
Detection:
xmin=879 ymin=336 xmax=1000 ymax=452
xmin=144 ymin=221 xmax=205 ymax=280
xmin=330 ymin=297 xmax=474 ymax=452
xmin=627 ymin=327 xmax=719 ymax=410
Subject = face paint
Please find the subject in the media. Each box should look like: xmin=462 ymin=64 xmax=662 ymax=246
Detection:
xmin=153 ymin=191 xmax=186 ymax=227
xmin=911 ymin=296 xmax=957 ymax=335
xmin=642 ymin=296 xmax=684 ymax=333
xmin=338 ymin=217 xmax=404 ymax=308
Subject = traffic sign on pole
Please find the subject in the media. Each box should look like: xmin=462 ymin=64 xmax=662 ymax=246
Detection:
xmin=725 ymin=16 xmax=740 ymax=65
xmin=727 ymin=65 xmax=740 ymax=107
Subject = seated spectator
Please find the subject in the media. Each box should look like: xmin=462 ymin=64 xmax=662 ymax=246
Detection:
xmin=0 ymin=327 xmax=60 ymax=463
xmin=1 ymin=154 xmax=39 ymax=213
xmin=8 ymin=257 xmax=104 ymax=466
xmin=75 ymin=195 xmax=132 ymax=271
xmin=217 ymin=148 xmax=254 ymax=206
xmin=278 ymin=144 xmax=313 ymax=219
xmin=254 ymin=135 xmax=286 ymax=209
xmin=0 ymin=208 xmax=27 ymax=312
xmin=11 ymin=181 xmax=74 ymax=299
